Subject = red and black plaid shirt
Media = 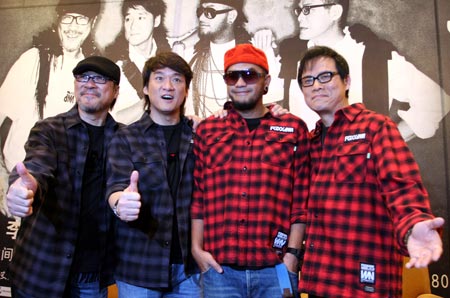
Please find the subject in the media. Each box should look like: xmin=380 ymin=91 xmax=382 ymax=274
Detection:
xmin=191 ymin=104 xmax=310 ymax=267
xmin=300 ymin=103 xmax=435 ymax=298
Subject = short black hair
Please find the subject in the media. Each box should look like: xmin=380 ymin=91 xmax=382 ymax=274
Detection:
xmin=297 ymin=46 xmax=350 ymax=97
xmin=142 ymin=52 xmax=193 ymax=112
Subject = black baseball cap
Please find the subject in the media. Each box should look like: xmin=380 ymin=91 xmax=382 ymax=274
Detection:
xmin=72 ymin=56 xmax=120 ymax=84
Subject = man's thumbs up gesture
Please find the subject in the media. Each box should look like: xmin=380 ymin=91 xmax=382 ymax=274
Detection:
xmin=6 ymin=162 xmax=38 ymax=217
xmin=109 ymin=171 xmax=141 ymax=222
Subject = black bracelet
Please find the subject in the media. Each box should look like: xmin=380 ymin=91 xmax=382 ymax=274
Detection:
xmin=286 ymin=247 xmax=301 ymax=260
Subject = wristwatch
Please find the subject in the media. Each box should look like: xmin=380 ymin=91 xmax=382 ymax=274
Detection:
xmin=112 ymin=199 xmax=120 ymax=218
xmin=286 ymin=247 xmax=301 ymax=260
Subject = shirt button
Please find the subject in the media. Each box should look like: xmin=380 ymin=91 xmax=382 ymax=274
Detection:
xmin=241 ymin=192 xmax=247 ymax=197
xmin=240 ymin=219 xmax=246 ymax=224
xmin=243 ymin=166 xmax=247 ymax=172
xmin=66 ymin=254 xmax=72 ymax=258
xmin=246 ymin=141 xmax=251 ymax=145
xmin=164 ymin=241 xmax=170 ymax=247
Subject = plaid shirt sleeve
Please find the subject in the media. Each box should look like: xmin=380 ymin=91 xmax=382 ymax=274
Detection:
xmin=370 ymin=114 xmax=435 ymax=254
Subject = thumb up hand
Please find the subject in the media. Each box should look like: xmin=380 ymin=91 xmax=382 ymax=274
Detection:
xmin=116 ymin=171 xmax=141 ymax=222
xmin=6 ymin=162 xmax=38 ymax=217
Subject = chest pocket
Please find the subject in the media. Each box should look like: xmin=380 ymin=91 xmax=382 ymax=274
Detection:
xmin=131 ymin=152 xmax=165 ymax=187
xmin=204 ymin=131 xmax=234 ymax=168
xmin=334 ymin=141 xmax=369 ymax=183
xmin=262 ymin=132 xmax=296 ymax=168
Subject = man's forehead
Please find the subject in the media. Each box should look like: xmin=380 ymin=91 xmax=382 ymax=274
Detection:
xmin=152 ymin=68 xmax=183 ymax=76
xmin=61 ymin=12 xmax=89 ymax=17
xmin=79 ymin=70 xmax=102 ymax=76
xmin=202 ymin=2 xmax=233 ymax=8
xmin=126 ymin=5 xmax=152 ymax=14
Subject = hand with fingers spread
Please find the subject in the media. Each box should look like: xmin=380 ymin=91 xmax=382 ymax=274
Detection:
xmin=6 ymin=162 xmax=38 ymax=217
xmin=111 ymin=171 xmax=141 ymax=222
xmin=406 ymin=217 xmax=445 ymax=269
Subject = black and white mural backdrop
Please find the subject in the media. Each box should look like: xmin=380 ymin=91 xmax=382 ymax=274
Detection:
xmin=0 ymin=0 xmax=448 ymax=296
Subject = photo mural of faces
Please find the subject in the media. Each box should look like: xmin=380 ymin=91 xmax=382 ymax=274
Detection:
xmin=0 ymin=0 xmax=449 ymax=295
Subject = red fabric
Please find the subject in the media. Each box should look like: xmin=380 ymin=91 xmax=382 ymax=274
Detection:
xmin=191 ymin=104 xmax=309 ymax=267
xmin=224 ymin=44 xmax=269 ymax=72
xmin=300 ymin=103 xmax=435 ymax=298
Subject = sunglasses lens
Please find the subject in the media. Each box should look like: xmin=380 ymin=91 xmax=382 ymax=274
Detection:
xmin=197 ymin=7 xmax=217 ymax=19
xmin=204 ymin=8 xmax=216 ymax=19
xmin=224 ymin=71 xmax=262 ymax=85
xmin=223 ymin=72 xmax=239 ymax=85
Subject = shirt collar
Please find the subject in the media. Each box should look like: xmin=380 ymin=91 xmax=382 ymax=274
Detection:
xmin=311 ymin=103 xmax=365 ymax=139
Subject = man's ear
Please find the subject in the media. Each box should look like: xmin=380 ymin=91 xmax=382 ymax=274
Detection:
xmin=154 ymin=15 xmax=161 ymax=28
xmin=344 ymin=74 xmax=351 ymax=90
xmin=330 ymin=4 xmax=343 ymax=22
xmin=227 ymin=9 xmax=238 ymax=24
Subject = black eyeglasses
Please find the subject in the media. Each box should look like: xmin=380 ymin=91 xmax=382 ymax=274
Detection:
xmin=223 ymin=70 xmax=266 ymax=86
xmin=196 ymin=7 xmax=233 ymax=19
xmin=75 ymin=74 xmax=111 ymax=84
xmin=300 ymin=71 xmax=338 ymax=87
xmin=294 ymin=3 xmax=336 ymax=16
xmin=60 ymin=14 xmax=90 ymax=25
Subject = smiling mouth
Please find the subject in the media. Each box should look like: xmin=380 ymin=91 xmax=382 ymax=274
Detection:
xmin=162 ymin=95 xmax=174 ymax=100
xmin=64 ymin=31 xmax=81 ymax=38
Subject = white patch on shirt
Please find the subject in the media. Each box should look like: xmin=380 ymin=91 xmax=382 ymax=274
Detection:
xmin=360 ymin=263 xmax=376 ymax=288
xmin=273 ymin=231 xmax=288 ymax=249
xmin=344 ymin=133 xmax=366 ymax=143
xmin=269 ymin=126 xmax=294 ymax=133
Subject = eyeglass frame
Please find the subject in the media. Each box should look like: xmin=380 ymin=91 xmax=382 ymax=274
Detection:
xmin=223 ymin=70 xmax=266 ymax=86
xmin=60 ymin=14 xmax=91 ymax=25
xmin=74 ymin=74 xmax=113 ymax=84
xmin=299 ymin=71 xmax=339 ymax=87
xmin=294 ymin=3 xmax=336 ymax=16
xmin=196 ymin=7 xmax=234 ymax=19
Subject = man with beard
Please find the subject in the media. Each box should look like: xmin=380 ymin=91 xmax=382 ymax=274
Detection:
xmin=191 ymin=44 xmax=310 ymax=298
xmin=187 ymin=0 xmax=281 ymax=118
xmin=0 ymin=0 xmax=101 ymax=216
xmin=6 ymin=56 xmax=121 ymax=298
xmin=0 ymin=0 xmax=101 ymax=175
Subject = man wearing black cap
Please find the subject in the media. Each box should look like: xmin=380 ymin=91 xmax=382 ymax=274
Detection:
xmin=0 ymin=0 xmax=101 ymax=184
xmin=6 ymin=55 xmax=121 ymax=298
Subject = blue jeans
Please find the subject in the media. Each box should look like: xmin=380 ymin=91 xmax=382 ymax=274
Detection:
xmin=116 ymin=264 xmax=200 ymax=298
xmin=12 ymin=273 xmax=107 ymax=298
xmin=200 ymin=265 xmax=299 ymax=298
xmin=67 ymin=272 xmax=108 ymax=298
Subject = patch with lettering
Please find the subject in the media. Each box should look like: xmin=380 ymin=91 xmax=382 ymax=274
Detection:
xmin=360 ymin=263 xmax=376 ymax=288
xmin=344 ymin=133 xmax=366 ymax=143
xmin=272 ymin=231 xmax=287 ymax=249
xmin=269 ymin=126 xmax=294 ymax=133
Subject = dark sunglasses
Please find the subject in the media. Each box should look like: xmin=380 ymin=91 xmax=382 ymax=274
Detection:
xmin=223 ymin=70 xmax=266 ymax=86
xmin=196 ymin=7 xmax=233 ymax=19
